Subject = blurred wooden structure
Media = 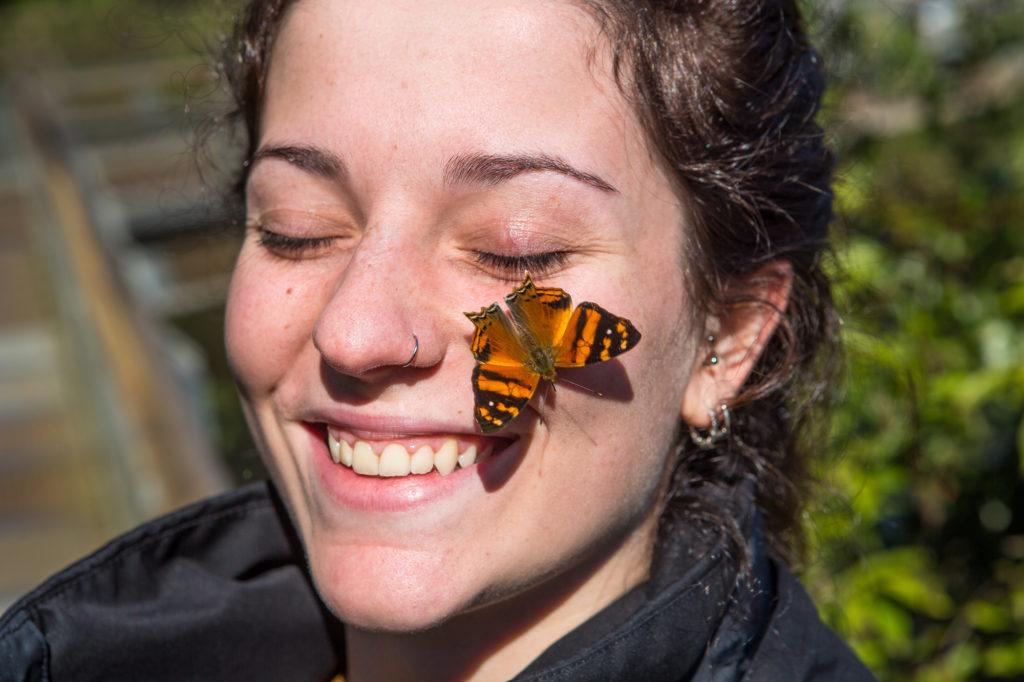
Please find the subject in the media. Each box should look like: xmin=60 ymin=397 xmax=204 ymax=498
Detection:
xmin=0 ymin=58 xmax=239 ymax=611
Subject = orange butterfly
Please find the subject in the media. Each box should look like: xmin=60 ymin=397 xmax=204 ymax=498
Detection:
xmin=464 ymin=273 xmax=641 ymax=433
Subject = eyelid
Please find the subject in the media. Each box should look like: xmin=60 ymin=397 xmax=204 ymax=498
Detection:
xmin=464 ymin=221 xmax=576 ymax=253
xmin=248 ymin=207 xmax=350 ymax=234
xmin=247 ymin=206 xmax=357 ymax=261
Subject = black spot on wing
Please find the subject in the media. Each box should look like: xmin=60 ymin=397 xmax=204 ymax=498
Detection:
xmin=477 ymin=337 xmax=492 ymax=362
xmin=571 ymin=304 xmax=590 ymax=346
xmin=543 ymin=295 xmax=571 ymax=310
xmin=477 ymin=366 xmax=534 ymax=393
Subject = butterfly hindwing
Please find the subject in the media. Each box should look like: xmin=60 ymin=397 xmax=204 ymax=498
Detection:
xmin=505 ymin=273 xmax=573 ymax=350
xmin=554 ymin=302 xmax=641 ymax=367
xmin=471 ymin=362 xmax=541 ymax=432
xmin=465 ymin=303 xmax=529 ymax=366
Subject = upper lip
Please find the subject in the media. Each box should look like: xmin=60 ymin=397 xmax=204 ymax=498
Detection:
xmin=299 ymin=406 xmax=525 ymax=440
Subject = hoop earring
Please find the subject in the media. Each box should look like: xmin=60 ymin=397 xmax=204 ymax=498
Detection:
xmin=689 ymin=403 xmax=731 ymax=449
xmin=401 ymin=334 xmax=419 ymax=368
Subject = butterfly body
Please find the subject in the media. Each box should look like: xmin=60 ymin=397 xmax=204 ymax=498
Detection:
xmin=465 ymin=273 xmax=641 ymax=433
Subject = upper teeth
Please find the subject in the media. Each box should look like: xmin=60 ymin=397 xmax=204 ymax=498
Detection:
xmin=327 ymin=433 xmax=492 ymax=477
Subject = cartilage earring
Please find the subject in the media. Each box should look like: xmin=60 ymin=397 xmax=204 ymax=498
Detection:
xmin=689 ymin=403 xmax=731 ymax=449
xmin=704 ymin=334 xmax=719 ymax=367
xmin=401 ymin=334 xmax=419 ymax=368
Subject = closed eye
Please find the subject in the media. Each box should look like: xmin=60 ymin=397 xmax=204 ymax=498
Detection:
xmin=256 ymin=228 xmax=336 ymax=259
xmin=472 ymin=250 xmax=570 ymax=280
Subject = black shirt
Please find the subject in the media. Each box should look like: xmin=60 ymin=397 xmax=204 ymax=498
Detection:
xmin=0 ymin=482 xmax=874 ymax=681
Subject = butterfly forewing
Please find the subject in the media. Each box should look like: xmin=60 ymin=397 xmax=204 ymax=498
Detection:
xmin=554 ymin=302 xmax=641 ymax=367
xmin=465 ymin=303 xmax=530 ymax=367
xmin=471 ymin=362 xmax=541 ymax=432
xmin=504 ymin=274 xmax=574 ymax=353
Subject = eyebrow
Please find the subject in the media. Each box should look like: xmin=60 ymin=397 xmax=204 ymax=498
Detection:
xmin=443 ymin=152 xmax=619 ymax=194
xmin=249 ymin=144 xmax=619 ymax=194
xmin=250 ymin=144 xmax=346 ymax=181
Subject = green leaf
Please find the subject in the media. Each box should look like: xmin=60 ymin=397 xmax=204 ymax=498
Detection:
xmin=983 ymin=638 xmax=1024 ymax=677
xmin=1018 ymin=418 xmax=1024 ymax=479
xmin=913 ymin=642 xmax=981 ymax=682
xmin=885 ymin=570 xmax=953 ymax=620
xmin=965 ymin=600 xmax=1012 ymax=633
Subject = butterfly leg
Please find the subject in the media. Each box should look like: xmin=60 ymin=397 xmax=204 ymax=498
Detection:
xmin=535 ymin=381 xmax=598 ymax=447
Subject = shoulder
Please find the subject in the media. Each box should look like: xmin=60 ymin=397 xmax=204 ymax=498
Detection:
xmin=0 ymin=482 xmax=342 ymax=681
xmin=743 ymin=562 xmax=877 ymax=682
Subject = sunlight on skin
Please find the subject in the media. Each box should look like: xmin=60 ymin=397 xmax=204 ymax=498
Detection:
xmin=224 ymin=1 xmax=788 ymax=679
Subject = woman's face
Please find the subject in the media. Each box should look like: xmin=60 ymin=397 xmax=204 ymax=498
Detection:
xmin=225 ymin=0 xmax=702 ymax=631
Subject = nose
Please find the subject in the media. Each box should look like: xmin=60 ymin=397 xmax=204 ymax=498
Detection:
xmin=312 ymin=243 xmax=442 ymax=378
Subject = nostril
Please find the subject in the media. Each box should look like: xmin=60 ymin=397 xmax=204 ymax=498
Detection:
xmin=312 ymin=314 xmax=427 ymax=377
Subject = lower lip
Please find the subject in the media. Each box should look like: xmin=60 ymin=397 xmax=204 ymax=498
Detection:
xmin=307 ymin=427 xmax=521 ymax=513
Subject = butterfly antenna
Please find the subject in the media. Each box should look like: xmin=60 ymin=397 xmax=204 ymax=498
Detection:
xmin=555 ymin=377 xmax=604 ymax=398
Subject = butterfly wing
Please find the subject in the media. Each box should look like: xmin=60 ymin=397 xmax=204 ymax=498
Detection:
xmin=471 ymin=363 xmax=540 ymax=432
xmin=465 ymin=302 xmax=540 ymax=432
xmin=504 ymin=273 xmax=573 ymax=351
xmin=465 ymin=303 xmax=530 ymax=366
xmin=554 ymin=302 xmax=641 ymax=367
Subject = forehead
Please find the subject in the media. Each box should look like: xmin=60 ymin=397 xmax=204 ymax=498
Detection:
xmin=262 ymin=0 xmax=655 ymax=195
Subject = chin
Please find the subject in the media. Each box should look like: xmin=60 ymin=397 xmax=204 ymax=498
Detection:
xmin=306 ymin=542 xmax=477 ymax=632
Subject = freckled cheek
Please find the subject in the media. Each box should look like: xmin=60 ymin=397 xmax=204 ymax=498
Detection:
xmin=620 ymin=308 xmax=691 ymax=437
xmin=224 ymin=260 xmax=327 ymax=393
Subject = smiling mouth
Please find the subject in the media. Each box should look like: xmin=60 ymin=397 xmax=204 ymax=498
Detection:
xmin=321 ymin=426 xmax=515 ymax=478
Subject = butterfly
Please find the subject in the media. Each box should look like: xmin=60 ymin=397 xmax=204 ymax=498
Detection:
xmin=464 ymin=273 xmax=641 ymax=433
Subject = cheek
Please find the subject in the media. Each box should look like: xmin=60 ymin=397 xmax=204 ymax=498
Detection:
xmin=607 ymin=270 xmax=692 ymax=477
xmin=224 ymin=249 xmax=324 ymax=394
xmin=542 ymin=308 xmax=691 ymax=540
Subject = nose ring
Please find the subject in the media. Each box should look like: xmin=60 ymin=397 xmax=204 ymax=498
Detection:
xmin=401 ymin=334 xmax=419 ymax=368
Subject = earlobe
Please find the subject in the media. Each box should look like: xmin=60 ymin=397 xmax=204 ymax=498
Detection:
xmin=679 ymin=260 xmax=793 ymax=428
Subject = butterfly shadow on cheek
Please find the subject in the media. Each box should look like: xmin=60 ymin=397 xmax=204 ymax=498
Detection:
xmin=318 ymin=358 xmax=445 ymax=404
xmin=478 ymin=428 xmax=534 ymax=493
xmin=555 ymin=359 xmax=635 ymax=403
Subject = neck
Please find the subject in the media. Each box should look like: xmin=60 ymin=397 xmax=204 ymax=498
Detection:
xmin=344 ymin=517 xmax=657 ymax=682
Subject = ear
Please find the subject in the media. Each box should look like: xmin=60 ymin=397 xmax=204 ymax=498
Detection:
xmin=681 ymin=260 xmax=793 ymax=427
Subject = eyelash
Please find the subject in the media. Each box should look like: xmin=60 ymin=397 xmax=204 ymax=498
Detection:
xmin=472 ymin=250 xmax=570 ymax=278
xmin=255 ymin=227 xmax=570 ymax=276
xmin=256 ymin=229 xmax=334 ymax=257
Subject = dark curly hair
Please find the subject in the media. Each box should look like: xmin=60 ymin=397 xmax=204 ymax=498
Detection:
xmin=222 ymin=0 xmax=838 ymax=569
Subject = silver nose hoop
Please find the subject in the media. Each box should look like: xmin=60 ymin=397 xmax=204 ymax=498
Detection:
xmin=401 ymin=334 xmax=419 ymax=368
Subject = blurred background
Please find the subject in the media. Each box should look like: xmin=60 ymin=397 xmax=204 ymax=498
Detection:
xmin=0 ymin=0 xmax=1020 ymax=679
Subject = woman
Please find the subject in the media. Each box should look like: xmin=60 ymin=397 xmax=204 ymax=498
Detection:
xmin=0 ymin=0 xmax=873 ymax=680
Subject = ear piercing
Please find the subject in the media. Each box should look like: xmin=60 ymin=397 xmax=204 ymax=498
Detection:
xmin=689 ymin=403 xmax=731 ymax=449
xmin=705 ymin=334 xmax=719 ymax=367
xmin=690 ymin=333 xmax=728 ymax=447
xmin=401 ymin=334 xmax=419 ymax=368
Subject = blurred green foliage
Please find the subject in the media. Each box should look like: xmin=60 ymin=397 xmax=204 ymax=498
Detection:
xmin=804 ymin=2 xmax=1024 ymax=680
xmin=1 ymin=1 xmax=1021 ymax=679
